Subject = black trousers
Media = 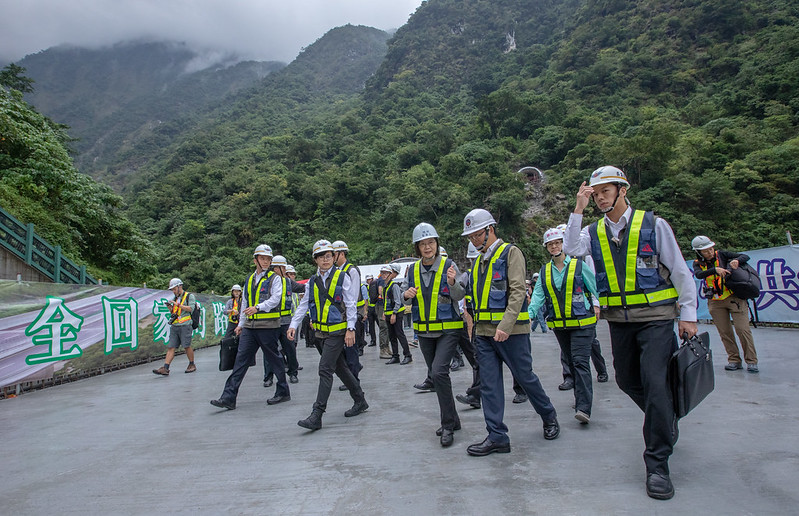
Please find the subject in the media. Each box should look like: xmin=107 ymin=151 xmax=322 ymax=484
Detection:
xmin=561 ymin=326 xmax=607 ymax=380
xmin=264 ymin=324 xmax=299 ymax=379
xmin=418 ymin=333 xmax=460 ymax=430
xmin=387 ymin=314 xmax=411 ymax=358
xmin=553 ymin=327 xmax=594 ymax=416
xmin=367 ymin=306 xmax=377 ymax=345
xmin=608 ymin=319 xmax=678 ymax=476
xmin=221 ymin=327 xmax=288 ymax=402
xmin=312 ymin=333 xmax=365 ymax=412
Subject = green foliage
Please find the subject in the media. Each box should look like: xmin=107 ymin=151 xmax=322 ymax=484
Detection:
xmin=0 ymin=88 xmax=155 ymax=283
xmin=0 ymin=64 xmax=35 ymax=93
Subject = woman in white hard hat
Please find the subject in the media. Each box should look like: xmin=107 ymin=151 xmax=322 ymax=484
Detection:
xmin=384 ymin=263 xmax=412 ymax=364
xmin=692 ymin=236 xmax=758 ymax=372
xmin=223 ymin=284 xmax=243 ymax=338
xmin=403 ymin=223 xmax=466 ymax=447
xmin=528 ymin=227 xmax=600 ymax=425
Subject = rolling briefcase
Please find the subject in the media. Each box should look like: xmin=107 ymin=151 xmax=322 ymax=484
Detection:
xmin=669 ymin=332 xmax=714 ymax=418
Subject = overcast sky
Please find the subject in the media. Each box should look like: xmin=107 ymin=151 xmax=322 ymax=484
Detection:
xmin=0 ymin=0 xmax=425 ymax=64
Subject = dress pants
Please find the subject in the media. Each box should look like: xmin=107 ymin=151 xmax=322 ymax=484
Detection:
xmin=708 ymin=296 xmax=757 ymax=364
xmin=264 ymin=324 xmax=299 ymax=380
xmin=387 ymin=315 xmax=411 ymax=358
xmin=475 ymin=332 xmax=556 ymax=444
xmin=418 ymin=333 xmax=460 ymax=431
xmin=221 ymin=327 xmax=288 ymax=402
xmin=608 ymin=319 xmax=678 ymax=476
xmin=376 ymin=304 xmax=390 ymax=354
xmin=459 ymin=328 xmax=481 ymax=398
xmin=561 ymin=328 xmax=607 ymax=380
xmin=313 ymin=333 xmax=365 ymax=412
xmin=553 ymin=327 xmax=594 ymax=416
xmin=367 ymin=306 xmax=378 ymax=346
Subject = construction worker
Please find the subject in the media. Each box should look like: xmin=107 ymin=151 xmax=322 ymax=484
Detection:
xmin=153 ymin=278 xmax=197 ymax=375
xmin=461 ymin=208 xmax=559 ymax=456
xmin=222 ymin=285 xmax=243 ymax=338
xmin=210 ymin=244 xmax=290 ymax=410
xmin=564 ymin=165 xmax=698 ymax=500
xmin=528 ymin=227 xmax=599 ymax=425
xmin=403 ymin=223 xmax=466 ymax=446
xmin=262 ymin=255 xmax=303 ymax=385
xmin=288 ymin=240 xmax=368 ymax=431
xmin=383 ymin=263 xmax=412 ymax=364
xmin=373 ymin=267 xmax=392 ymax=358
xmin=332 ymin=240 xmax=364 ymax=386
xmin=365 ymin=275 xmax=378 ymax=347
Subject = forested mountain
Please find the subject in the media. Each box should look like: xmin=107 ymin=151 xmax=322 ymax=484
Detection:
xmin=5 ymin=0 xmax=798 ymax=293
xmin=19 ymin=42 xmax=284 ymax=183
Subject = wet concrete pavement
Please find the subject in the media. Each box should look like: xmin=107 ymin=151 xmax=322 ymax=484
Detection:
xmin=1 ymin=322 xmax=798 ymax=515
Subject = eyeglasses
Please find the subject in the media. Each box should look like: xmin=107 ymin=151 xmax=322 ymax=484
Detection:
xmin=418 ymin=240 xmax=437 ymax=249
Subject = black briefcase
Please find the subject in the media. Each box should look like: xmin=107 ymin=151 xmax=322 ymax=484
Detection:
xmin=219 ymin=335 xmax=258 ymax=371
xmin=669 ymin=332 xmax=714 ymax=418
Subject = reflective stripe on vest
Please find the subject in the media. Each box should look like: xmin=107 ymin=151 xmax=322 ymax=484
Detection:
xmin=278 ymin=276 xmax=292 ymax=317
xmin=543 ymin=259 xmax=597 ymax=329
xmin=471 ymin=243 xmax=530 ymax=324
xmin=311 ymin=270 xmax=347 ymax=333
xmin=698 ymin=252 xmax=732 ymax=301
xmin=341 ymin=262 xmax=366 ymax=308
xmin=594 ymin=210 xmax=678 ymax=308
xmin=410 ymin=259 xmax=464 ymax=333
xmin=383 ymin=279 xmax=406 ymax=315
xmin=172 ymin=291 xmax=191 ymax=324
xmin=247 ymin=271 xmax=280 ymax=319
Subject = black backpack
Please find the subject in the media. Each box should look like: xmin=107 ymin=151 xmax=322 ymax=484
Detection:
xmin=725 ymin=263 xmax=761 ymax=300
xmin=190 ymin=299 xmax=201 ymax=330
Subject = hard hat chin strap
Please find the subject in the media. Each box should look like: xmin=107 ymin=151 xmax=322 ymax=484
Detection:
xmin=474 ymin=227 xmax=490 ymax=251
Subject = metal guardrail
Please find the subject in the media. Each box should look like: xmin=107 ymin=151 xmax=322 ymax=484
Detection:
xmin=0 ymin=206 xmax=97 ymax=284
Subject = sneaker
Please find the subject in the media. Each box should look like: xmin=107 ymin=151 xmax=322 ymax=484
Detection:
xmin=575 ymin=411 xmax=590 ymax=424
xmin=263 ymin=378 xmax=274 ymax=387
xmin=185 ymin=363 xmax=196 ymax=373
xmin=409 ymin=340 xmax=419 ymax=348
xmin=725 ymin=362 xmax=743 ymax=371
xmin=512 ymin=393 xmax=528 ymax=404
xmin=289 ymin=374 xmax=299 ymax=384
xmin=152 ymin=366 xmax=169 ymax=376
xmin=747 ymin=363 xmax=759 ymax=373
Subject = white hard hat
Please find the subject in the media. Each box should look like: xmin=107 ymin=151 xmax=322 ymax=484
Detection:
xmin=366 ymin=274 xmax=374 ymax=280
xmin=466 ymin=242 xmax=480 ymax=259
xmin=272 ymin=255 xmax=288 ymax=267
xmin=691 ymin=235 xmax=715 ymax=251
xmin=462 ymin=208 xmax=496 ymax=236
xmin=532 ymin=273 xmax=540 ymax=279
xmin=412 ymin=222 xmax=439 ymax=243
xmin=390 ymin=263 xmax=401 ymax=274
xmin=380 ymin=265 xmax=393 ymax=274
xmin=285 ymin=265 xmax=296 ymax=274
xmin=543 ymin=227 xmax=565 ymax=246
xmin=168 ymin=278 xmax=183 ymax=289
xmin=439 ymin=246 xmax=447 ymax=257
xmin=313 ymin=239 xmax=334 ymax=257
xmin=556 ymin=223 xmax=567 ymax=231
xmin=231 ymin=284 xmax=242 ymax=291
xmin=253 ymin=244 xmax=273 ymax=257
xmin=588 ymin=166 xmax=630 ymax=188
xmin=331 ymin=240 xmax=349 ymax=252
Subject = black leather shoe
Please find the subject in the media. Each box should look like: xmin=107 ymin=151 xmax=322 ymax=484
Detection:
xmin=344 ymin=399 xmax=369 ymax=417
xmin=414 ymin=380 xmax=434 ymax=392
xmin=512 ymin=393 xmax=528 ymax=404
xmin=467 ymin=437 xmax=510 ymax=456
xmin=440 ymin=430 xmax=454 ymax=447
xmin=400 ymin=356 xmax=413 ymax=365
xmin=436 ymin=422 xmax=461 ymax=436
xmin=339 ymin=384 xmax=349 ymax=391
xmin=385 ymin=357 xmax=400 ymax=364
xmin=289 ymin=374 xmax=299 ymax=384
xmin=267 ymin=395 xmax=290 ymax=405
xmin=368 ymin=342 xmax=376 ymax=347
xmin=558 ymin=379 xmax=574 ymax=391
xmin=597 ymin=373 xmax=609 ymax=383
xmin=646 ymin=473 xmax=674 ymax=500
xmin=450 ymin=358 xmax=461 ymax=371
xmin=263 ymin=378 xmax=274 ymax=387
xmin=210 ymin=398 xmax=235 ymax=410
xmin=456 ymin=394 xmax=481 ymax=409
xmin=543 ymin=418 xmax=560 ymax=440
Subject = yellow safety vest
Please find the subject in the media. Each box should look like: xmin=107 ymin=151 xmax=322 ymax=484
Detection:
xmin=171 ymin=291 xmax=191 ymax=324
xmin=409 ymin=259 xmax=464 ymax=333
xmin=471 ymin=242 xmax=530 ymax=324
xmin=542 ymin=258 xmax=597 ymax=329
xmin=247 ymin=271 xmax=280 ymax=320
xmin=310 ymin=269 xmax=347 ymax=333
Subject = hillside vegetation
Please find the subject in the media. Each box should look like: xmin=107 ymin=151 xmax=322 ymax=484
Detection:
xmin=4 ymin=1 xmax=798 ymax=292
